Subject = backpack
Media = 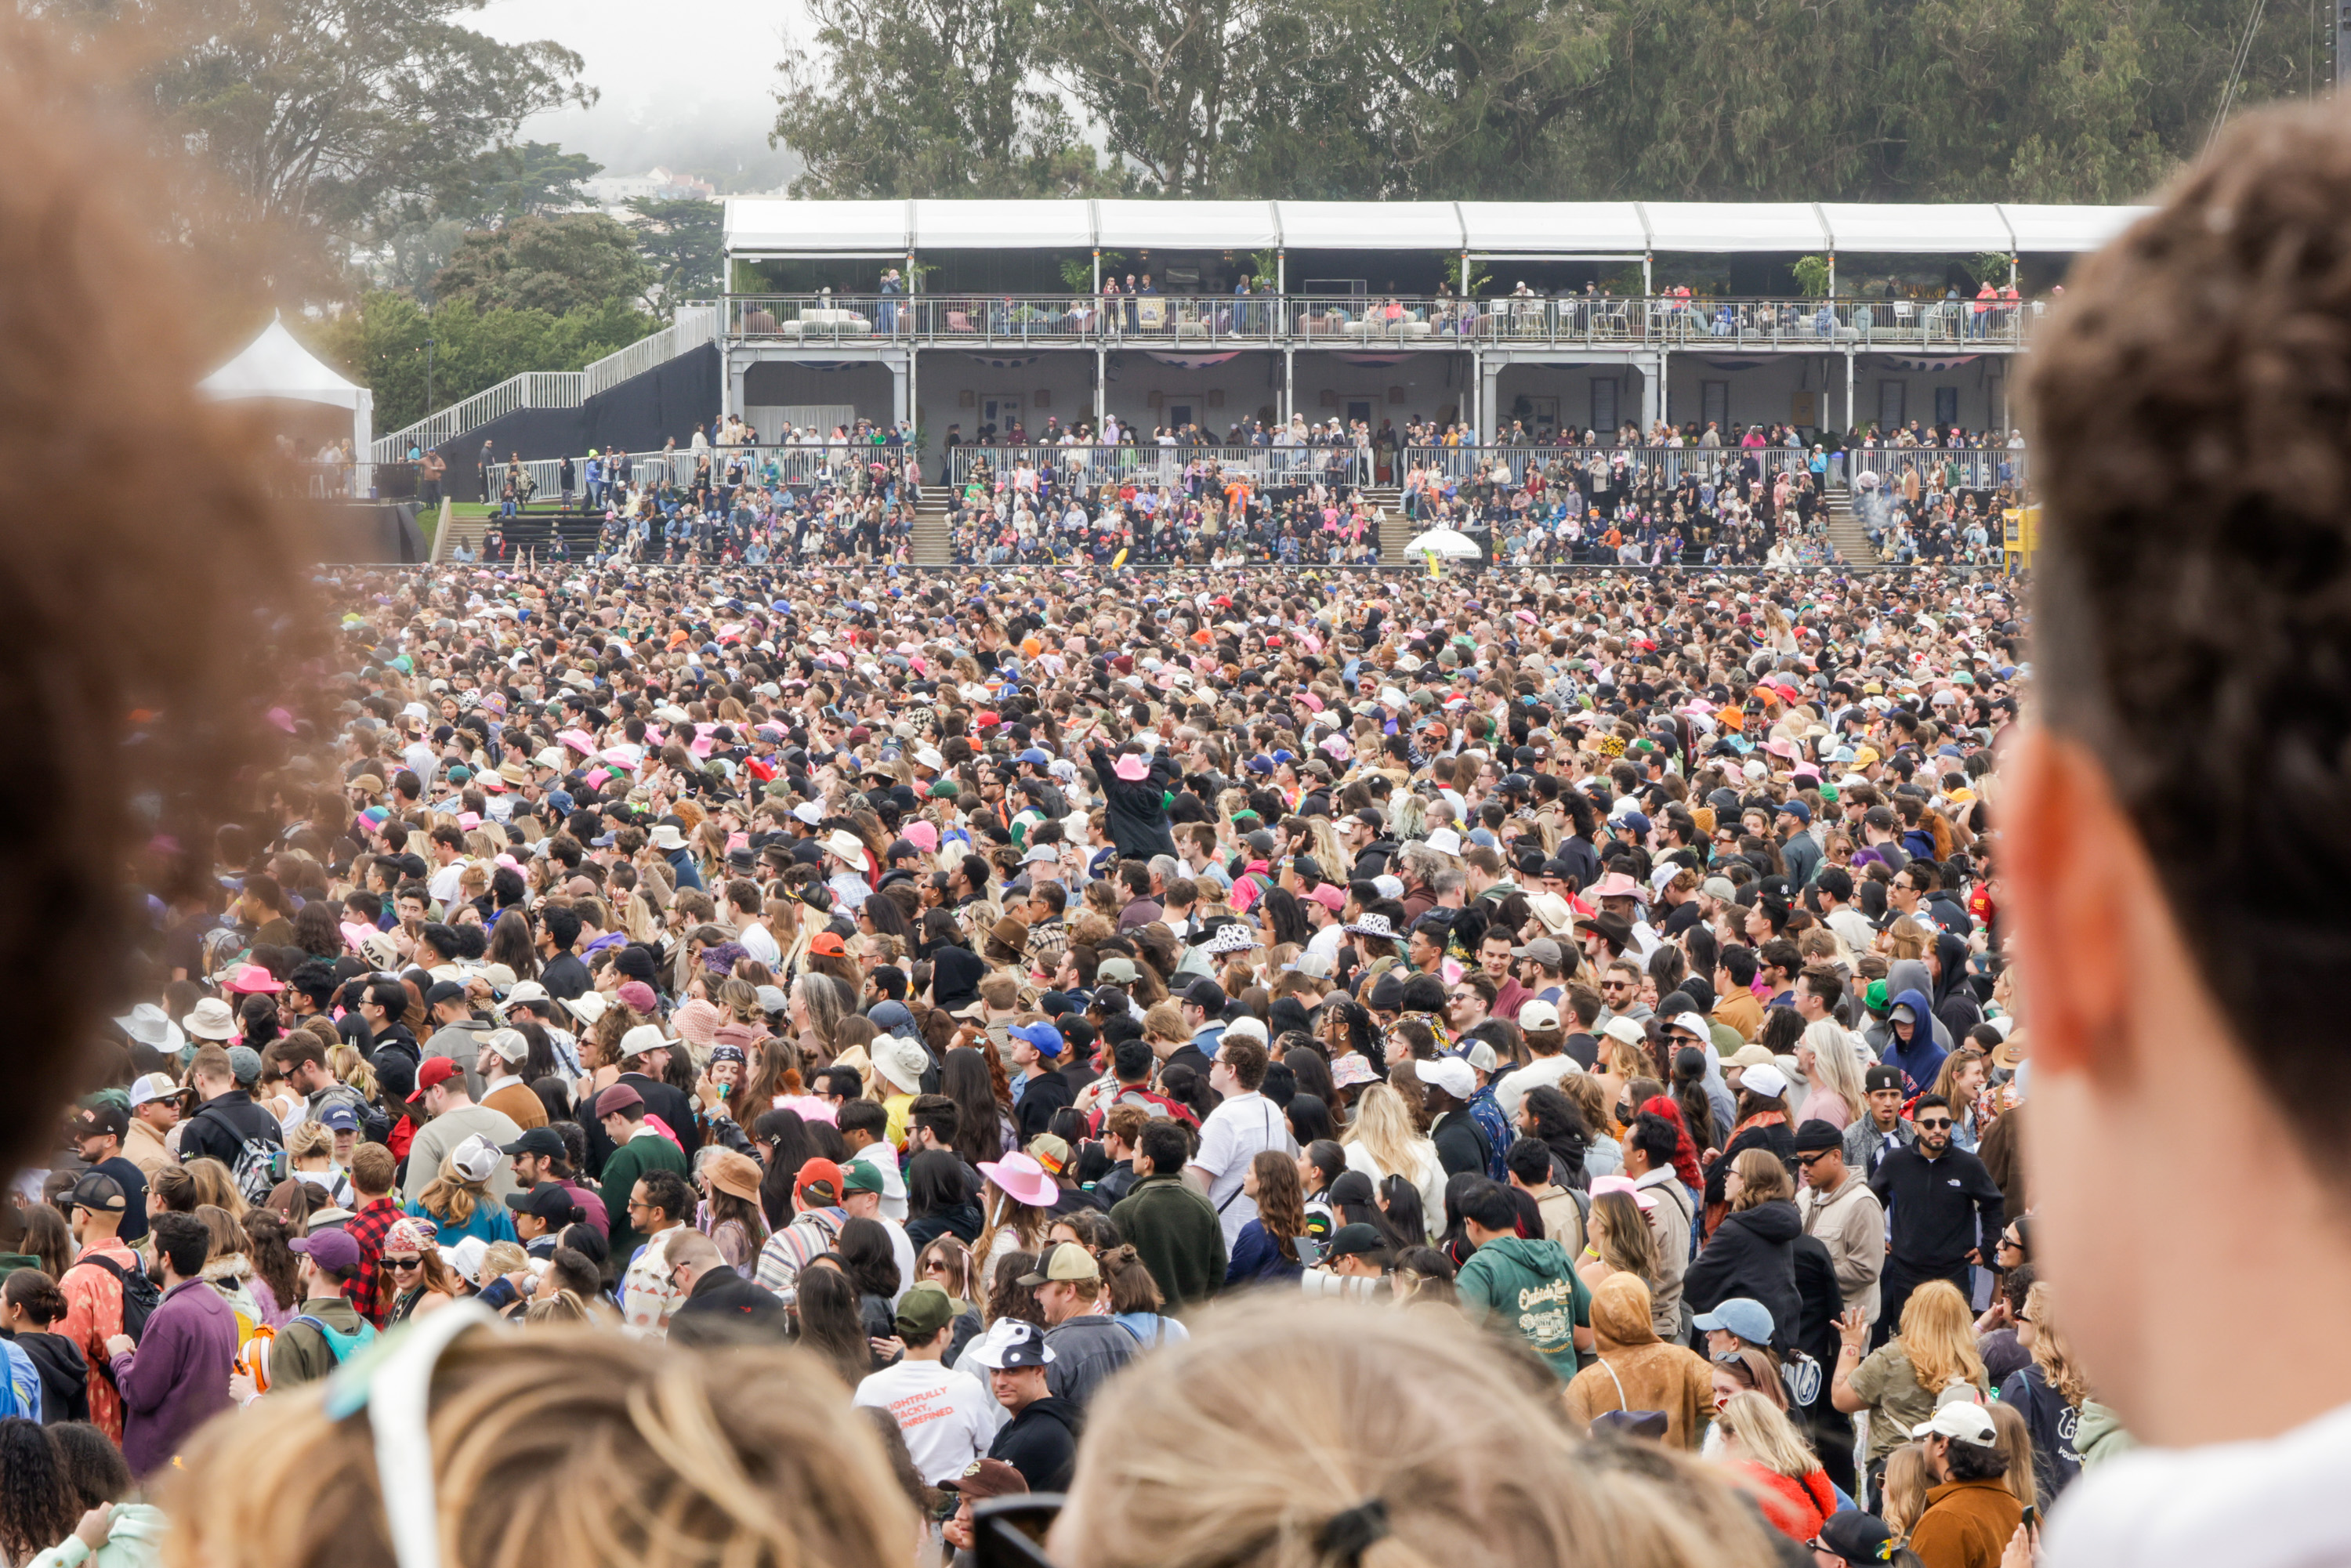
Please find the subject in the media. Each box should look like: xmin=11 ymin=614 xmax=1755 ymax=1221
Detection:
xmin=196 ymin=1106 xmax=285 ymax=1207
xmin=80 ymin=1253 xmax=161 ymax=1387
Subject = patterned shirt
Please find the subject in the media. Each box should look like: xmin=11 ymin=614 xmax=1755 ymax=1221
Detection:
xmin=58 ymin=1237 xmax=137 ymax=1442
xmin=344 ymin=1197 xmax=406 ymax=1327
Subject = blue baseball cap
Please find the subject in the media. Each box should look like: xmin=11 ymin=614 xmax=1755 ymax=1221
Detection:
xmin=318 ymin=1103 xmax=361 ymax=1133
xmin=1008 ymin=1022 xmax=1065 ymax=1059
xmin=1692 ymin=1298 xmax=1775 ymax=1346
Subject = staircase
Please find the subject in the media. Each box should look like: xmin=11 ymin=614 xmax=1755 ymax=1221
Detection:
xmin=436 ymin=504 xmax=607 ymax=564
xmin=912 ymin=486 xmax=955 ymax=566
xmin=1823 ymin=484 xmax=1888 ymax=570
xmin=1365 ymin=487 xmax=1408 ymax=567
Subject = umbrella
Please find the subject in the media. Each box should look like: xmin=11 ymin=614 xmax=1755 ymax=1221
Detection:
xmin=1406 ymin=527 xmax=1480 ymax=559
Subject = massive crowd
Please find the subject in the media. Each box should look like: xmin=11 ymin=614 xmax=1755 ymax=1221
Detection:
xmin=0 ymin=548 xmax=2079 ymax=1568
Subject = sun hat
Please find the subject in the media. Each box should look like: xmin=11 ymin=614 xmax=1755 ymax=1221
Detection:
xmin=183 ymin=997 xmax=237 ymax=1041
xmin=871 ymin=1033 xmax=931 ymax=1095
xmin=976 ymin=1153 xmax=1059 ymax=1209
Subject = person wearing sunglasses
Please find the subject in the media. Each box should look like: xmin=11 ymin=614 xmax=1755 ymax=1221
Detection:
xmin=1861 ymin=1092 xmax=2003 ymax=1353
xmin=375 ymin=1218 xmax=458 ymax=1325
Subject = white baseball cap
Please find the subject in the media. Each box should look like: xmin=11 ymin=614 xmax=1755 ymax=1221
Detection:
xmin=127 ymin=1072 xmax=182 ymax=1109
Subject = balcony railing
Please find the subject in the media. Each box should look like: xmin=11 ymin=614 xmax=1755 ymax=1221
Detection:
xmin=1403 ymin=444 xmax=2029 ymax=491
xmin=946 ymin=443 xmax=1368 ymax=487
xmin=723 ymin=293 xmax=2043 ymax=349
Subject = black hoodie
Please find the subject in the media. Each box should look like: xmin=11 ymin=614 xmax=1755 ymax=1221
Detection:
xmin=14 ymin=1332 xmax=88 ymax=1425
xmin=1683 ymin=1197 xmax=1803 ymax=1356
xmin=989 ymin=1394 xmax=1080 ymax=1492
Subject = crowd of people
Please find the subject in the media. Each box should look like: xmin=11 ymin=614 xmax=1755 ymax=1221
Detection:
xmin=0 ymin=542 xmax=2098 ymax=1568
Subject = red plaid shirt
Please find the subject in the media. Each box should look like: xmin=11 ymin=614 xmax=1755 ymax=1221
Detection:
xmin=345 ymin=1196 xmax=405 ymax=1327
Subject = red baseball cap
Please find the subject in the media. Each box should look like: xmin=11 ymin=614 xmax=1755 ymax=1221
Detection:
xmin=795 ymin=1157 xmax=846 ymax=1207
xmin=408 ymin=1056 xmax=464 ymax=1103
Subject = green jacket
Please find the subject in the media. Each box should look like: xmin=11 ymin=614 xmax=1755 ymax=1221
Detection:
xmin=273 ymin=1296 xmax=375 ymax=1389
xmin=1454 ymin=1236 xmax=1589 ymax=1381
xmin=27 ymin=1503 xmax=165 ymax=1568
xmin=1109 ymin=1174 xmax=1227 ymax=1314
xmin=600 ymin=1130 xmax=690 ymax=1265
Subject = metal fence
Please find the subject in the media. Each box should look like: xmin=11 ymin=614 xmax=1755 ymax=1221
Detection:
xmin=478 ymin=441 xmax=908 ymax=507
xmin=720 ymin=292 xmax=2044 ymax=351
xmin=945 ymin=444 xmax=1368 ymax=488
xmin=1401 ymin=444 xmax=2027 ymax=492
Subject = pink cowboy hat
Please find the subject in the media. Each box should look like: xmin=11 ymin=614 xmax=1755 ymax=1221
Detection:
xmin=977 ymin=1153 xmax=1059 ymax=1209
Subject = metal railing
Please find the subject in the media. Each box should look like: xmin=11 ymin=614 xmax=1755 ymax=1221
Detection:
xmin=371 ymin=304 xmax=722 ymax=462
xmin=475 ymin=440 xmax=919 ymax=509
xmin=945 ymin=444 xmax=1369 ymax=488
xmin=1400 ymin=444 xmax=2027 ymax=494
xmin=719 ymin=292 xmax=2044 ymax=351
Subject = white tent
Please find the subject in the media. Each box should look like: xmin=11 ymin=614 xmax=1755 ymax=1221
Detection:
xmin=199 ymin=315 xmax=374 ymax=495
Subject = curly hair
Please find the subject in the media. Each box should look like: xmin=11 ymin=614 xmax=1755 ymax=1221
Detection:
xmin=2020 ymin=99 xmax=2351 ymax=1175
xmin=0 ymin=1417 xmax=77 ymax=1563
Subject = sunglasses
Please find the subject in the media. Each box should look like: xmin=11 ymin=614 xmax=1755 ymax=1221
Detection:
xmin=1915 ymin=1117 xmax=1954 ymax=1129
xmin=1794 ymin=1153 xmax=1827 ymax=1167
xmin=384 ymin=1256 xmax=424 ymax=1270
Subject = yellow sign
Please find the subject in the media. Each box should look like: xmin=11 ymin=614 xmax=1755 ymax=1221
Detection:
xmin=2002 ymin=505 xmax=2039 ymax=573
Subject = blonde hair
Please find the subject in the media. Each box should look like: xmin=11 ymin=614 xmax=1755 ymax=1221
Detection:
xmin=1061 ymin=1296 xmax=1780 ymax=1568
xmin=418 ymin=1152 xmax=489 ymax=1227
xmin=2023 ymin=1280 xmax=2092 ymax=1408
xmin=1728 ymin=1146 xmax=1792 ymax=1209
xmin=1717 ymin=1390 xmax=1817 ymax=1479
xmin=1883 ymin=918 xmax=1930 ymax=961
xmin=1799 ymin=1019 xmax=1867 ymax=1114
xmin=286 ymin=1121 xmax=333 ymax=1161
xmin=1588 ymin=1190 xmax=1657 ymax=1281
xmin=1986 ymin=1398 xmax=2038 ymax=1512
xmin=1339 ymin=1081 xmax=1427 ymax=1179
xmin=330 ymin=1045 xmax=377 ymax=1098
xmin=1879 ymin=1443 xmax=1930 ymax=1539
xmin=1896 ymin=1279 xmax=1987 ymax=1393
xmin=183 ymin=1157 xmax=248 ymax=1219
xmin=163 ymin=1326 xmax=914 ymax=1568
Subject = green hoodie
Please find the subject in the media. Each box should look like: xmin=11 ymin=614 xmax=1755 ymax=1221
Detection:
xmin=27 ymin=1502 xmax=166 ymax=1568
xmin=1455 ymin=1237 xmax=1590 ymax=1381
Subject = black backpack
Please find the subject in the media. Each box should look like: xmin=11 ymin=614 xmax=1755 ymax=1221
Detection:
xmin=81 ymin=1253 xmax=161 ymax=1385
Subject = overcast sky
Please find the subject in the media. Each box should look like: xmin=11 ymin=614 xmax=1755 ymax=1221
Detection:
xmin=473 ymin=0 xmax=805 ymax=188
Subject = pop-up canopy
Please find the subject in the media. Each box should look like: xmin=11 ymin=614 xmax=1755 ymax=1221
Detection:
xmin=199 ymin=315 xmax=374 ymax=491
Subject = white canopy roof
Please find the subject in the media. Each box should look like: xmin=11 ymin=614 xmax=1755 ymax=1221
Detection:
xmin=724 ymin=197 xmax=2157 ymax=257
xmin=1096 ymin=199 xmax=1280 ymax=250
xmin=1276 ymin=201 xmax=1465 ymax=250
xmin=199 ymin=317 xmax=366 ymax=411
xmin=1458 ymin=201 xmax=1649 ymax=253
xmin=1817 ymin=203 xmax=2012 ymax=254
xmin=726 ymin=197 xmax=908 ymax=252
xmin=1639 ymin=202 xmax=1828 ymax=252
xmin=910 ymin=199 xmax=1092 ymax=249
xmin=2000 ymin=203 xmax=2154 ymax=252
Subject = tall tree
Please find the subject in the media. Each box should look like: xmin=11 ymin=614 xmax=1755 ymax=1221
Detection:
xmin=431 ymin=213 xmax=654 ymax=315
xmin=624 ymin=197 xmax=724 ymax=309
xmin=443 ymin=141 xmax=605 ymax=222
xmin=770 ymin=0 xmax=1110 ymax=197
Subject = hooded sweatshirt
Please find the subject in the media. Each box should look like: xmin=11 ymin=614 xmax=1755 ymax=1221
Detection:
xmin=1683 ymin=1197 xmax=1803 ymax=1355
xmin=1454 ymin=1235 xmax=1589 ymax=1382
xmin=1931 ymin=929 xmax=1983 ymax=1049
xmin=1563 ymin=1274 xmax=1716 ymax=1448
xmin=15 ymin=1332 xmax=88 ymax=1425
xmin=1880 ymin=960 xmax=1955 ymax=1052
xmin=988 ymin=1392 xmax=1080 ymax=1492
xmin=1878 ymin=988 xmax=1949 ymax=1099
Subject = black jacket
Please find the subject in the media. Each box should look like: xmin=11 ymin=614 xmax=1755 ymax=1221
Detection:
xmin=1430 ymin=1109 xmax=1491 ymax=1180
xmin=906 ymin=1202 xmax=984 ymax=1252
xmin=1684 ymin=1197 xmax=1802 ymax=1355
xmin=1790 ymin=1234 xmax=1844 ymax=1406
xmin=1085 ymin=744 xmax=1179 ymax=862
xmin=538 ymin=952 xmax=592 ymax=1001
xmin=1014 ymin=1067 xmax=1078 ymax=1145
xmin=1869 ymin=1144 xmax=2003 ymax=1272
xmin=13 ymin=1331 xmax=87 ymax=1424
xmin=990 ymin=1396 xmax=1080 ymax=1492
xmin=1704 ymin=1119 xmax=1799 ymax=1207
xmin=668 ymin=1268 xmax=791 ymax=1347
xmin=180 ymin=1091 xmax=285 ymax=1168
xmin=1349 ymin=837 xmax=1400 ymax=882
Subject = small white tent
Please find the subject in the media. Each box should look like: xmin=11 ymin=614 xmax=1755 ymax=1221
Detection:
xmin=198 ymin=315 xmax=374 ymax=495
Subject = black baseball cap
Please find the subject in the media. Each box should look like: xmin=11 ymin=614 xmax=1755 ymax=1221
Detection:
xmin=1813 ymin=1512 xmax=1896 ymax=1566
xmin=505 ymin=1184 xmax=584 ymax=1222
xmin=66 ymin=1171 xmax=125 ymax=1214
xmin=1324 ymin=1222 xmax=1386 ymax=1260
xmin=71 ymin=1103 xmax=129 ymax=1141
xmin=499 ymin=1127 xmax=567 ymax=1161
xmin=1183 ymin=978 xmax=1226 ymax=1012
xmin=424 ymin=980 xmax=469 ymax=1007
xmin=1864 ymin=1064 xmax=1904 ymax=1094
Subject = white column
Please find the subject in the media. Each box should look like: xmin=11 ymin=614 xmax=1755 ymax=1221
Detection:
xmin=726 ymin=352 xmax=748 ymax=423
xmin=1845 ymin=349 xmax=1857 ymax=437
xmin=1479 ymin=356 xmax=1499 ymax=441
xmin=1639 ymin=354 xmax=1661 ymax=430
xmin=1095 ymin=348 xmax=1107 ymax=430
xmin=907 ymin=347 xmax=920 ymax=452
xmin=1282 ymin=347 xmax=1294 ymax=425
xmin=1656 ymin=349 xmax=1669 ymax=430
xmin=889 ymin=353 xmax=911 ymax=429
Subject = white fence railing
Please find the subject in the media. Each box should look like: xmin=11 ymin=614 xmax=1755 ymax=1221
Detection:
xmin=371 ymin=304 xmax=720 ymax=463
xmin=947 ymin=444 xmax=1368 ymax=488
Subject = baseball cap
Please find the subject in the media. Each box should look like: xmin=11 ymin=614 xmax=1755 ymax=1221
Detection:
xmin=288 ymin=1229 xmax=361 ymax=1273
xmin=505 ymin=1184 xmax=585 ymax=1222
xmin=1095 ymin=957 xmax=1140 ymax=987
xmin=940 ymin=1459 xmax=1028 ymax=1501
xmin=66 ymin=1171 xmax=125 ymax=1214
xmin=795 ymin=1157 xmax=846 ymax=1207
xmin=1813 ymin=1512 xmax=1897 ymax=1567
xmin=1740 ymin=1062 xmax=1790 ymax=1100
xmin=424 ymin=980 xmax=469 ymax=1007
xmin=1691 ymin=1298 xmax=1775 ymax=1345
xmin=967 ymin=1317 xmax=1056 ymax=1371
xmin=410 ymin=1057 xmax=465 ymax=1101
xmin=893 ymin=1281 xmax=957 ymax=1339
xmin=500 ymin=1127 xmax=567 ymax=1160
xmin=226 ymin=1045 xmax=264 ymax=1085
xmin=1183 ymin=978 xmax=1226 ymax=1012
xmin=482 ymin=1028 xmax=529 ymax=1065
xmin=71 ymin=1103 xmax=129 ymax=1141
xmin=1910 ymin=1401 xmax=1998 ymax=1446
xmin=842 ymin=1161 xmax=886 ymax=1197
xmin=1324 ymin=1222 xmax=1386 ymax=1259
xmin=1016 ymin=1240 xmax=1102 ymax=1287
xmin=318 ymin=1103 xmax=361 ymax=1134
xmin=1516 ymin=998 xmax=1561 ymax=1033
xmin=1863 ymin=1065 xmax=1904 ymax=1094
xmin=1511 ymin=936 xmax=1563 ymax=967
xmin=1007 ymin=1022 xmax=1064 ymax=1059
xmin=126 ymin=1072 xmax=182 ymax=1109
xmin=1418 ymin=1056 xmax=1476 ymax=1100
